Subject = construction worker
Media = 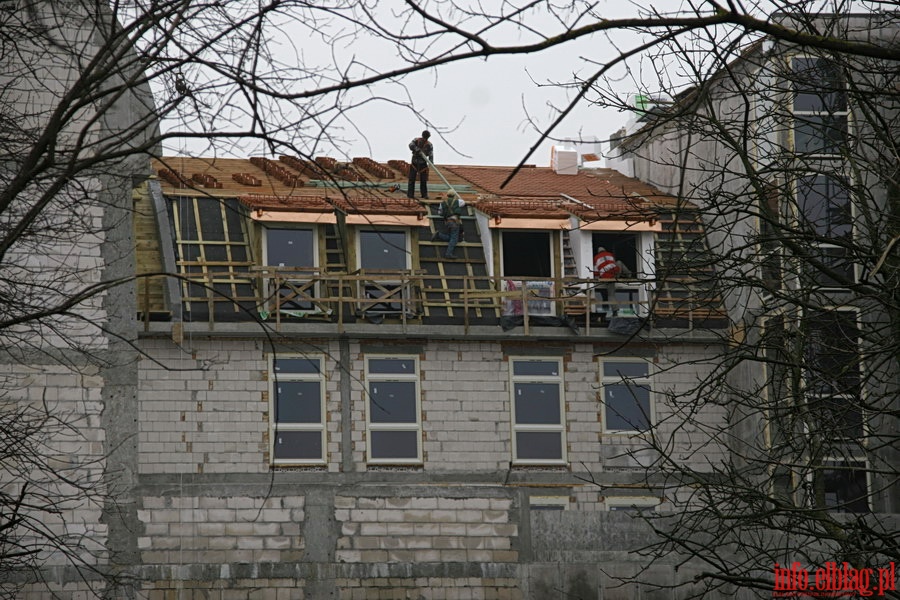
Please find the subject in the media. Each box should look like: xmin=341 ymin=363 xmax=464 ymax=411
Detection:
xmin=593 ymin=246 xmax=621 ymax=315
xmin=432 ymin=192 xmax=466 ymax=259
xmin=408 ymin=130 xmax=433 ymax=199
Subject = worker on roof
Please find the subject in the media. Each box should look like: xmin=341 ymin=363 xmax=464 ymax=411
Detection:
xmin=432 ymin=191 xmax=466 ymax=259
xmin=408 ymin=130 xmax=433 ymax=199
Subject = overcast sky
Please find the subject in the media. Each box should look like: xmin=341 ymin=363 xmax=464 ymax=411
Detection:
xmin=160 ymin=1 xmax=883 ymax=168
xmin=161 ymin=1 xmax=660 ymax=168
xmin=309 ymin=3 xmax=650 ymax=168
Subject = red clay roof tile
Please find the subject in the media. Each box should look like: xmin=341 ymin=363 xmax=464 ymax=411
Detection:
xmin=444 ymin=165 xmax=673 ymax=206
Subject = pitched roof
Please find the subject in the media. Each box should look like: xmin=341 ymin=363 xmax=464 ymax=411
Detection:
xmin=444 ymin=165 xmax=674 ymax=205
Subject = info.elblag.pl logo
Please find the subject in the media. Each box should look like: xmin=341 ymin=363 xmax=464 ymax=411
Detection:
xmin=773 ymin=562 xmax=897 ymax=597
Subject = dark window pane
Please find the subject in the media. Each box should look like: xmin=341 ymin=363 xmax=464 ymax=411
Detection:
xmin=369 ymin=382 xmax=417 ymax=423
xmin=362 ymin=284 xmax=404 ymax=312
xmin=794 ymin=115 xmax=848 ymax=155
xmin=515 ymin=432 xmax=563 ymax=460
xmin=275 ymin=381 xmax=322 ymax=423
xmin=802 ymin=247 xmax=855 ymax=287
xmin=603 ymin=362 xmax=648 ymax=378
xmin=805 ymin=311 xmax=862 ymax=438
xmin=821 ymin=462 xmax=868 ymax=513
xmin=798 ymin=175 xmax=851 ymax=239
xmin=277 ymin=284 xmax=316 ymax=310
xmin=274 ymin=430 xmax=322 ymax=460
xmin=370 ymin=430 xmax=418 ymax=459
xmin=512 ymin=360 xmax=560 ymax=377
xmin=368 ymin=358 xmax=416 ymax=374
xmin=812 ymin=396 xmax=863 ymax=439
xmin=502 ymin=231 xmax=551 ymax=277
xmin=514 ymin=383 xmax=561 ymax=424
xmin=793 ymin=58 xmax=847 ymax=112
xmin=805 ymin=311 xmax=861 ymax=394
xmin=267 ymin=228 xmax=314 ymax=267
xmin=605 ymin=385 xmax=651 ymax=431
xmin=360 ymin=230 xmax=407 ymax=270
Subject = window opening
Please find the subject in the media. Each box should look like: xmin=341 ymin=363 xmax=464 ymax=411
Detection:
xmin=358 ymin=230 xmax=409 ymax=314
xmin=271 ymin=355 xmax=326 ymax=464
xmin=509 ymin=358 xmax=566 ymax=464
xmin=792 ymin=57 xmax=849 ymax=156
xmin=602 ymin=360 xmax=653 ymax=433
xmin=365 ymin=356 xmax=421 ymax=464
xmin=265 ymin=227 xmax=319 ymax=312
xmin=501 ymin=231 xmax=554 ymax=316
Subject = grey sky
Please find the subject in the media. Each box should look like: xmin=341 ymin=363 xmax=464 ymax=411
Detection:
xmin=161 ymin=1 xmax=655 ymax=167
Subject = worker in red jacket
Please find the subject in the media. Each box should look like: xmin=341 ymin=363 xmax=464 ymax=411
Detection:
xmin=593 ymin=247 xmax=621 ymax=279
xmin=592 ymin=247 xmax=621 ymax=315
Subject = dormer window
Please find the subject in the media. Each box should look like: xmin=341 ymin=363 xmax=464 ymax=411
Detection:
xmin=263 ymin=226 xmax=320 ymax=312
xmin=358 ymin=229 xmax=408 ymax=271
xmin=357 ymin=228 xmax=412 ymax=316
xmin=265 ymin=227 xmax=315 ymax=268
xmin=592 ymin=232 xmax=638 ymax=277
xmin=500 ymin=230 xmax=555 ymax=316
xmin=501 ymin=231 xmax=552 ymax=278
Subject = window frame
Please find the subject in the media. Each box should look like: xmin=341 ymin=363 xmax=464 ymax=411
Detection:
xmin=508 ymin=356 xmax=567 ymax=466
xmin=802 ymin=308 xmax=869 ymax=513
xmin=262 ymin=225 xmax=322 ymax=312
xmin=794 ymin=173 xmax=856 ymax=287
xmin=600 ymin=358 xmax=654 ymax=435
xmin=790 ymin=55 xmax=850 ymax=158
xmin=356 ymin=228 xmax=410 ymax=274
xmin=364 ymin=354 xmax=422 ymax=465
xmin=802 ymin=307 xmax=865 ymax=442
xmin=815 ymin=458 xmax=870 ymax=514
xmin=262 ymin=225 xmax=318 ymax=269
xmin=269 ymin=353 xmax=327 ymax=466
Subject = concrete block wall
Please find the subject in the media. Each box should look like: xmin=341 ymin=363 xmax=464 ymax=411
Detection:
xmin=0 ymin=364 xmax=108 ymax=567
xmin=138 ymin=339 xmax=270 ymax=474
xmin=137 ymin=496 xmax=304 ymax=565
xmin=137 ymin=337 xmax=726 ymax=489
xmin=336 ymin=578 xmax=522 ymax=599
xmin=126 ymin=335 xmax=731 ymax=597
xmin=418 ymin=342 xmax=510 ymax=471
xmin=139 ymin=578 xmax=306 ymax=600
xmin=334 ymin=496 xmax=517 ymax=564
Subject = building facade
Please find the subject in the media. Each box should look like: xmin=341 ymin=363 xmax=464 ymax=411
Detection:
xmin=10 ymin=3 xmax=897 ymax=598
xmin=126 ymin=154 xmax=729 ymax=598
xmin=610 ymin=11 xmax=900 ymax=593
